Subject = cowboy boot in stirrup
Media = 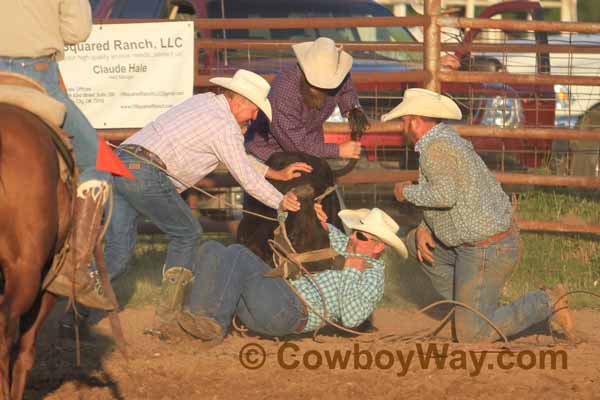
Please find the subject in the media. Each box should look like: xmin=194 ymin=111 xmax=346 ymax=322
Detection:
xmin=149 ymin=266 xmax=194 ymax=336
xmin=46 ymin=180 xmax=114 ymax=311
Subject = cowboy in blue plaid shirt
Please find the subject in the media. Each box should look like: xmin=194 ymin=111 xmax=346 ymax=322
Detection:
xmin=387 ymin=88 xmax=576 ymax=343
xmin=177 ymin=207 xmax=407 ymax=341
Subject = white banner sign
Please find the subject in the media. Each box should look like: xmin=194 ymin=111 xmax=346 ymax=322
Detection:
xmin=59 ymin=21 xmax=194 ymax=129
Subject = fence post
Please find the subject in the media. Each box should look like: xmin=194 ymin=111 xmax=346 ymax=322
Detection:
xmin=424 ymin=0 xmax=441 ymax=92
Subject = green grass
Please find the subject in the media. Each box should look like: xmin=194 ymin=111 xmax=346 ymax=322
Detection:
xmin=111 ymin=233 xmax=234 ymax=307
xmin=508 ymin=187 xmax=600 ymax=309
xmin=516 ymin=187 xmax=600 ymax=224
xmin=113 ymin=188 xmax=599 ymax=310
xmin=111 ymin=237 xmax=165 ymax=307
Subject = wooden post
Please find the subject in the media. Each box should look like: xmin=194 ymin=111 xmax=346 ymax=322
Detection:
xmin=424 ymin=0 xmax=441 ymax=92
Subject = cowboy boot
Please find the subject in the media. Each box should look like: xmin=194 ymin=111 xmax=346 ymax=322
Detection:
xmin=46 ymin=180 xmax=114 ymax=311
xmin=150 ymin=266 xmax=194 ymax=335
xmin=545 ymin=283 xmax=577 ymax=341
xmin=177 ymin=310 xmax=222 ymax=341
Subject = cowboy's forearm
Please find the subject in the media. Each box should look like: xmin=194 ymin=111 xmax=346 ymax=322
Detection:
xmin=404 ymin=180 xmax=456 ymax=208
xmin=338 ymin=268 xmax=384 ymax=328
xmin=337 ymin=76 xmax=360 ymax=115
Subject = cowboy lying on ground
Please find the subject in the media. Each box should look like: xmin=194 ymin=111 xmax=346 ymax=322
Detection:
xmin=100 ymin=69 xmax=314 ymax=338
xmin=0 ymin=0 xmax=134 ymax=311
xmin=176 ymin=207 xmax=408 ymax=341
xmin=386 ymin=88 xmax=576 ymax=342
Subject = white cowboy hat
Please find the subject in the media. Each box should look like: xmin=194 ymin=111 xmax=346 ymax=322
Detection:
xmin=381 ymin=88 xmax=462 ymax=122
xmin=210 ymin=69 xmax=273 ymax=121
xmin=292 ymin=37 xmax=353 ymax=89
xmin=338 ymin=208 xmax=408 ymax=259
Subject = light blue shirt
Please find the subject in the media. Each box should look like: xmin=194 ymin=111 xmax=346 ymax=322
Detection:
xmin=288 ymin=224 xmax=385 ymax=332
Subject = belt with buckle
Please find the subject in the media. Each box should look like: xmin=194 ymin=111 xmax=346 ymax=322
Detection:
xmin=464 ymin=226 xmax=514 ymax=247
xmin=119 ymin=144 xmax=167 ymax=170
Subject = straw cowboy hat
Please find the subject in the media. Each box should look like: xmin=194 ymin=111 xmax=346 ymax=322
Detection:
xmin=292 ymin=37 xmax=353 ymax=89
xmin=210 ymin=69 xmax=273 ymax=121
xmin=381 ymin=88 xmax=462 ymax=122
xmin=339 ymin=208 xmax=408 ymax=259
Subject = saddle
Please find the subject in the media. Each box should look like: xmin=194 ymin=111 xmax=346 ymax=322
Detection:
xmin=0 ymin=72 xmax=78 ymax=288
xmin=0 ymin=72 xmax=76 ymax=179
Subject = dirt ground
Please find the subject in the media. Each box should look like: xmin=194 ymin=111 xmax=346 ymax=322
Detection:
xmin=25 ymin=304 xmax=599 ymax=400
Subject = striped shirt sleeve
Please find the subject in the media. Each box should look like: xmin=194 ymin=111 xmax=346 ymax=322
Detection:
xmin=247 ymin=154 xmax=269 ymax=176
xmin=210 ymin=126 xmax=283 ymax=210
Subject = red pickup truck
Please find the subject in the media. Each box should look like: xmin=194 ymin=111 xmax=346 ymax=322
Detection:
xmin=93 ymin=0 xmax=555 ymax=169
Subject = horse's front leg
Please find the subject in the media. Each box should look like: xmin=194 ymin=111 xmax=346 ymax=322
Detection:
xmin=0 ymin=298 xmax=11 ymax=400
xmin=10 ymin=291 xmax=56 ymax=400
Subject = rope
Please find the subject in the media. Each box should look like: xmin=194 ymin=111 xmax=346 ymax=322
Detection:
xmin=231 ymin=316 xmax=248 ymax=336
xmin=110 ymin=143 xmax=278 ymax=222
xmin=549 ymin=290 xmax=600 ymax=312
xmin=419 ymin=300 xmax=509 ymax=344
xmin=380 ymin=290 xmax=600 ymax=345
xmin=313 ymin=185 xmax=337 ymax=203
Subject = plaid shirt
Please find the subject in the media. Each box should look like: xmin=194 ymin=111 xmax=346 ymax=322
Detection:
xmin=123 ymin=93 xmax=283 ymax=210
xmin=245 ymin=64 xmax=360 ymax=161
xmin=288 ymin=224 xmax=385 ymax=333
xmin=403 ymin=123 xmax=512 ymax=247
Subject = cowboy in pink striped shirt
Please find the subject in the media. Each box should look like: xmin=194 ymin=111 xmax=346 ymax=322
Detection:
xmin=104 ymin=70 xmax=312 ymax=337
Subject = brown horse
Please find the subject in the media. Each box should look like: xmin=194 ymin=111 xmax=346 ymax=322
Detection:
xmin=0 ymin=103 xmax=72 ymax=399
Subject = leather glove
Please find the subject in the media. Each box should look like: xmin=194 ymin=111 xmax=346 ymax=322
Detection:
xmin=347 ymin=107 xmax=370 ymax=140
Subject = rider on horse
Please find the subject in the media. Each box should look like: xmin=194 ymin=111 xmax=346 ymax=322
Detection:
xmin=0 ymin=0 xmax=118 ymax=310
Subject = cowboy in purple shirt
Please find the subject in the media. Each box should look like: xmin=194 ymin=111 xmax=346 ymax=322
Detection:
xmin=245 ymin=37 xmax=367 ymax=161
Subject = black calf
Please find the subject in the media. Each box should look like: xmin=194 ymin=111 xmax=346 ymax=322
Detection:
xmin=237 ymin=152 xmax=343 ymax=264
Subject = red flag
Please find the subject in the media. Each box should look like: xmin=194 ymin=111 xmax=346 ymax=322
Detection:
xmin=96 ymin=137 xmax=135 ymax=180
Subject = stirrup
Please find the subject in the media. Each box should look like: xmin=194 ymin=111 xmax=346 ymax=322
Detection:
xmin=46 ymin=270 xmax=114 ymax=311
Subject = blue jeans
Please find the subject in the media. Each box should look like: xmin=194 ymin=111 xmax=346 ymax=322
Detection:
xmin=406 ymin=228 xmax=551 ymax=341
xmin=0 ymin=56 xmax=108 ymax=183
xmin=188 ymin=241 xmax=307 ymax=337
xmin=104 ymin=150 xmax=202 ymax=278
